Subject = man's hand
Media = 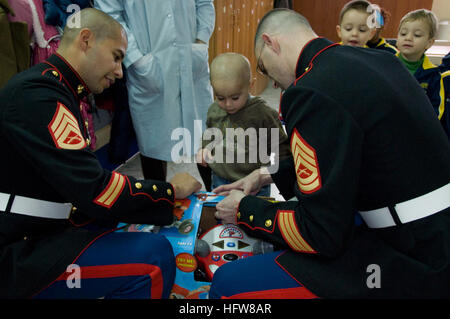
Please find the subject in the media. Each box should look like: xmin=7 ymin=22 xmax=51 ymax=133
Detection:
xmin=215 ymin=190 xmax=246 ymax=224
xmin=212 ymin=167 xmax=273 ymax=196
xmin=169 ymin=172 xmax=202 ymax=199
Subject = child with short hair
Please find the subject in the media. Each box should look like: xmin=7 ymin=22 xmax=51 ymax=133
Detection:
xmin=336 ymin=0 xmax=376 ymax=47
xmin=366 ymin=5 xmax=399 ymax=54
xmin=396 ymin=9 xmax=445 ymax=126
xmin=196 ymin=53 xmax=291 ymax=196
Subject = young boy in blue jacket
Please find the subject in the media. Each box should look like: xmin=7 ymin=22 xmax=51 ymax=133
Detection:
xmin=396 ymin=9 xmax=445 ymax=129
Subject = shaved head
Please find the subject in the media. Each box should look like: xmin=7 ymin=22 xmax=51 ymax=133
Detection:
xmin=210 ymin=53 xmax=252 ymax=87
xmin=59 ymin=8 xmax=125 ymax=49
xmin=255 ymin=8 xmax=314 ymax=47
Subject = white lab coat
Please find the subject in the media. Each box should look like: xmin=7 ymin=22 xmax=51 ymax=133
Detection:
xmin=94 ymin=0 xmax=215 ymax=161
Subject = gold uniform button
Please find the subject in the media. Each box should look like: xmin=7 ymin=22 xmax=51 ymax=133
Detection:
xmin=135 ymin=182 xmax=143 ymax=189
xmin=237 ymin=212 xmax=241 ymax=219
xmin=77 ymin=84 xmax=84 ymax=94
xmin=265 ymin=219 xmax=272 ymax=228
xmin=23 ymin=236 xmax=28 ymax=241
xmin=52 ymin=71 xmax=59 ymax=77
xmin=71 ymin=206 xmax=77 ymax=212
xmin=152 ymin=185 xmax=158 ymax=192
xmin=167 ymin=188 xmax=172 ymax=196
xmin=249 ymin=215 xmax=254 ymax=222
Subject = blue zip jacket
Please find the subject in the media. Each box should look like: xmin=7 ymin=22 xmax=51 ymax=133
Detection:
xmin=397 ymin=52 xmax=445 ymax=122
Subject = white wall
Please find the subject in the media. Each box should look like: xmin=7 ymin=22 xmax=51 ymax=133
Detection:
xmin=432 ymin=0 xmax=450 ymax=23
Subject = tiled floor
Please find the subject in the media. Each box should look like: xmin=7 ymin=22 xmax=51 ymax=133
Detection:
xmin=116 ymin=83 xmax=284 ymax=200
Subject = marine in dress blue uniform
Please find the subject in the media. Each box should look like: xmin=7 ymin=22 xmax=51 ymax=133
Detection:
xmin=210 ymin=9 xmax=450 ymax=299
xmin=0 ymin=8 xmax=201 ymax=299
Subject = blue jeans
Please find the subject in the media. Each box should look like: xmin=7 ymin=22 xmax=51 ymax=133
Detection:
xmin=212 ymin=172 xmax=271 ymax=197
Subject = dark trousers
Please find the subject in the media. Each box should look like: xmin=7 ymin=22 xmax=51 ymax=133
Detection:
xmin=34 ymin=231 xmax=175 ymax=299
xmin=140 ymin=154 xmax=167 ymax=181
xmin=197 ymin=164 xmax=212 ymax=191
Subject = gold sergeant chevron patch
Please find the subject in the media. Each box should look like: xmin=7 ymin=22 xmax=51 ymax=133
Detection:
xmin=48 ymin=102 xmax=86 ymax=150
xmin=291 ymin=128 xmax=322 ymax=194
xmin=278 ymin=210 xmax=315 ymax=253
xmin=94 ymin=172 xmax=126 ymax=208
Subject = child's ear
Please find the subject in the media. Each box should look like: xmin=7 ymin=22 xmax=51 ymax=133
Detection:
xmin=336 ymin=25 xmax=342 ymax=38
xmin=425 ymin=38 xmax=435 ymax=50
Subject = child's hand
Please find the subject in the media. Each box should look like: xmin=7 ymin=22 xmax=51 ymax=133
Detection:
xmin=196 ymin=148 xmax=212 ymax=167
xmin=170 ymin=172 xmax=202 ymax=199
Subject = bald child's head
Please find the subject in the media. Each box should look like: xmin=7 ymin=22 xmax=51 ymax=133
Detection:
xmin=209 ymin=53 xmax=253 ymax=114
xmin=210 ymin=53 xmax=252 ymax=88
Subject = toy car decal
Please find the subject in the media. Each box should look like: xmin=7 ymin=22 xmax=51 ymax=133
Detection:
xmin=219 ymin=225 xmax=244 ymax=239
xmin=173 ymin=199 xmax=191 ymax=220
xmin=175 ymin=253 xmax=197 ymax=273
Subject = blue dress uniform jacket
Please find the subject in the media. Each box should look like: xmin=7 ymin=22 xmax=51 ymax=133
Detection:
xmin=0 ymin=54 xmax=177 ymax=298
xmin=236 ymin=38 xmax=450 ymax=298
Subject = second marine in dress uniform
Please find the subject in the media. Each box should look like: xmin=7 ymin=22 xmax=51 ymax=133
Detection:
xmin=0 ymin=8 xmax=200 ymax=298
xmin=210 ymin=9 xmax=450 ymax=298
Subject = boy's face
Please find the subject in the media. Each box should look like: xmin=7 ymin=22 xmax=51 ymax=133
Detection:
xmin=336 ymin=9 xmax=375 ymax=47
xmin=397 ymin=19 xmax=435 ymax=62
xmin=213 ymin=79 xmax=250 ymax=115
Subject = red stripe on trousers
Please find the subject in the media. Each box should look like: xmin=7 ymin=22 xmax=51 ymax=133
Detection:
xmin=56 ymin=263 xmax=163 ymax=299
xmin=221 ymin=286 xmax=318 ymax=299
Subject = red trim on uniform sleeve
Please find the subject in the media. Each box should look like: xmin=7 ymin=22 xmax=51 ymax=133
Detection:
xmin=125 ymin=176 xmax=175 ymax=206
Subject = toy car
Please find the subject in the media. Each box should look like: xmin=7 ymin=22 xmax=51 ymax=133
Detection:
xmin=119 ymin=192 xmax=273 ymax=299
